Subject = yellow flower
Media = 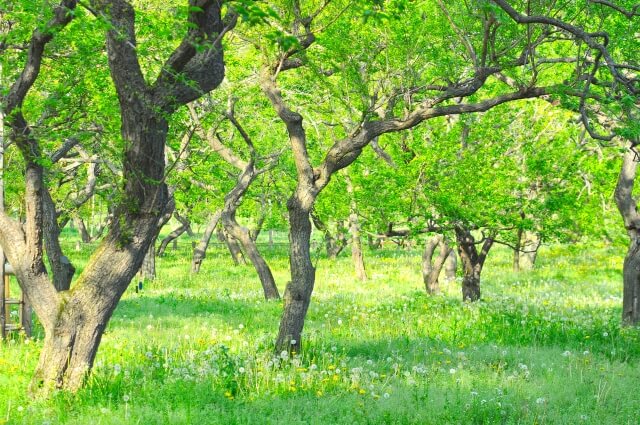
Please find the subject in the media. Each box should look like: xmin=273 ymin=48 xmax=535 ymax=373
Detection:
xmin=359 ymin=389 xmax=366 ymax=395
xmin=316 ymin=390 xmax=323 ymax=397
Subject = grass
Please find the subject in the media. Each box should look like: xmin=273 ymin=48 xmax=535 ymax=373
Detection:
xmin=1 ymin=235 xmax=639 ymax=424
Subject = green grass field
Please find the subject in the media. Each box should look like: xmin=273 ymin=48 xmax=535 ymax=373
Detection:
xmin=1 ymin=238 xmax=639 ymax=424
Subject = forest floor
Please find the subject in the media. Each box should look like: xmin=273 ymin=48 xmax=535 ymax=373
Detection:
xmin=1 ymin=237 xmax=638 ymax=424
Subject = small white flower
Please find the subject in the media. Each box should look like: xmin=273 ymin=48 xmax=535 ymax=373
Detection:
xmin=471 ymin=391 xmax=478 ymax=397
xmin=123 ymin=395 xmax=130 ymax=402
xmin=449 ymin=368 xmax=456 ymax=374
xmin=562 ymin=350 xmax=571 ymax=357
xmin=603 ymin=332 xmax=609 ymax=337
xmin=290 ymin=339 xmax=297 ymax=345
xmin=238 ymin=367 xmax=246 ymax=374
xmin=536 ymin=397 xmax=545 ymax=404
xmin=583 ymin=350 xmax=590 ymax=356
xmin=331 ymin=346 xmax=337 ymax=352
xmin=17 ymin=406 xmax=24 ymax=412
xmin=337 ymin=319 xmax=343 ymax=325
xmin=146 ymin=324 xmax=153 ymax=331
xmin=366 ymin=359 xmax=373 ymax=365
xmin=238 ymin=324 xmax=244 ymax=329
xmin=100 ymin=407 xmax=109 ymax=414
xmin=383 ymin=392 xmax=390 ymax=399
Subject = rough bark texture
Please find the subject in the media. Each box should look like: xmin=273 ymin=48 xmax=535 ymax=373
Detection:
xmin=75 ymin=216 xmax=91 ymax=243
xmin=614 ymin=150 xmax=640 ymax=325
xmin=455 ymin=226 xmax=494 ymax=302
xmin=422 ymin=235 xmax=450 ymax=294
xmin=42 ymin=190 xmax=75 ymax=290
xmin=276 ymin=194 xmax=315 ymax=352
xmin=140 ymin=242 xmax=156 ymax=281
xmin=191 ymin=211 xmax=221 ymax=273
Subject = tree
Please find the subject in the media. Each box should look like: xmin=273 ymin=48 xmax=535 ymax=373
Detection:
xmin=254 ymin=0 xmax=560 ymax=352
xmin=0 ymin=0 xmax=235 ymax=394
xmin=491 ymin=0 xmax=639 ymax=322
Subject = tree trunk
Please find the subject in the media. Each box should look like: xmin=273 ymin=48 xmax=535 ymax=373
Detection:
xmin=191 ymin=211 xmax=221 ymax=273
xmin=614 ymin=150 xmax=640 ymax=325
xmin=31 ymin=301 xmax=108 ymax=393
xmin=75 ymin=216 xmax=91 ymax=244
xmin=275 ymin=194 xmax=315 ymax=352
xmin=520 ymin=232 xmax=541 ymax=270
xmin=367 ymin=234 xmax=382 ymax=250
xmin=222 ymin=168 xmax=279 ymax=300
xmin=444 ymin=249 xmax=457 ymax=282
xmin=422 ymin=235 xmax=450 ymax=294
xmin=140 ymin=242 xmax=156 ymax=281
xmin=513 ymin=227 xmax=523 ymax=272
xmin=455 ymin=226 xmax=493 ymax=302
xmin=226 ymin=223 xmax=279 ymax=300
xmin=42 ymin=190 xmax=75 ymax=290
xmin=218 ymin=229 xmax=246 ymax=265
xmin=311 ymin=212 xmax=346 ymax=260
xmin=157 ymin=221 xmax=188 ymax=256
xmin=346 ymin=177 xmax=367 ymax=281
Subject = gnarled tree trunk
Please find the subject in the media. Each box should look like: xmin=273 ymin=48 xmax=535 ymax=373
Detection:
xmin=191 ymin=211 xmax=221 ymax=273
xmin=614 ymin=150 xmax=640 ymax=325
xmin=0 ymin=0 xmax=232 ymax=395
xmin=222 ymin=166 xmax=279 ymax=300
xmin=455 ymin=225 xmax=494 ymax=302
xmin=276 ymin=193 xmax=315 ymax=352
xmin=422 ymin=235 xmax=450 ymax=294
xmin=157 ymin=211 xmax=192 ymax=256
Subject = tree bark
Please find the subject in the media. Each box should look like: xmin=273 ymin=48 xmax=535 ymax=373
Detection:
xmin=520 ymin=232 xmax=541 ymax=270
xmin=422 ymin=235 xmax=450 ymax=294
xmin=444 ymin=248 xmax=457 ymax=281
xmin=218 ymin=229 xmax=246 ymax=265
xmin=311 ymin=212 xmax=346 ymax=259
xmin=157 ymin=214 xmax=190 ymax=256
xmin=346 ymin=176 xmax=367 ymax=281
xmin=140 ymin=242 xmax=156 ymax=281
xmin=276 ymin=193 xmax=315 ymax=352
xmin=455 ymin=226 xmax=494 ymax=302
xmin=191 ymin=211 xmax=221 ymax=273
xmin=75 ymin=216 xmax=91 ymax=244
xmin=222 ymin=166 xmax=279 ymax=300
xmin=614 ymin=150 xmax=640 ymax=325
xmin=42 ymin=190 xmax=75 ymax=290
